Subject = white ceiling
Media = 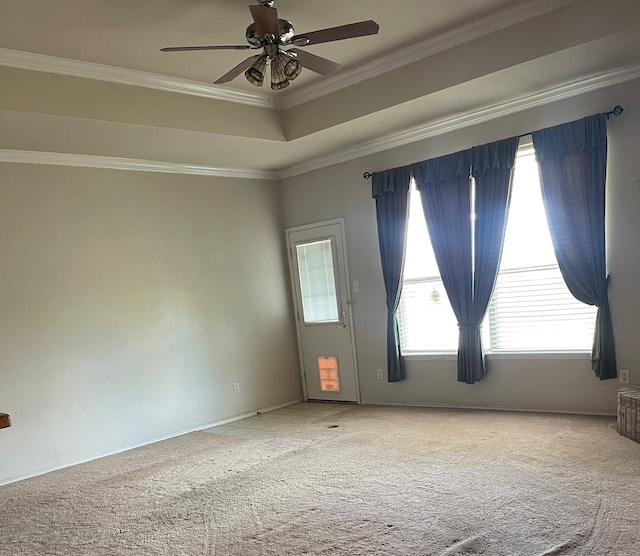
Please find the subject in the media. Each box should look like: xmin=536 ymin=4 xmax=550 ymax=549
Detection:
xmin=1 ymin=0 xmax=639 ymax=177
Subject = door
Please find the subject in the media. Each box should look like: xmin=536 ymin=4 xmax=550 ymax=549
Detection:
xmin=286 ymin=219 xmax=359 ymax=402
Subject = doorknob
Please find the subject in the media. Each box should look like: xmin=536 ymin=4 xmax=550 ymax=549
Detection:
xmin=336 ymin=322 xmax=350 ymax=329
xmin=341 ymin=310 xmax=348 ymax=317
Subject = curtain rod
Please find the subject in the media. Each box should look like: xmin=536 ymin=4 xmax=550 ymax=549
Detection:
xmin=362 ymin=105 xmax=624 ymax=180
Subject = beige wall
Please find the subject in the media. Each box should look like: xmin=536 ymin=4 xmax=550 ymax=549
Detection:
xmin=281 ymin=77 xmax=640 ymax=416
xmin=0 ymin=165 xmax=301 ymax=484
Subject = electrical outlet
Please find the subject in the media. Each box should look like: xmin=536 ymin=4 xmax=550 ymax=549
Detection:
xmin=233 ymin=382 xmax=241 ymax=394
xmin=376 ymin=368 xmax=384 ymax=380
xmin=620 ymin=369 xmax=630 ymax=384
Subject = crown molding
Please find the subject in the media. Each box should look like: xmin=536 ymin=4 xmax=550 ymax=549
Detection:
xmin=279 ymin=0 xmax=580 ymax=110
xmin=3 ymin=64 xmax=637 ymax=182
xmin=0 ymin=48 xmax=277 ymax=109
xmin=278 ymin=63 xmax=640 ymax=179
xmin=0 ymin=150 xmax=278 ymax=181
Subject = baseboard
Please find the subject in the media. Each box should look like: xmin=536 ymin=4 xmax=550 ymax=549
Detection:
xmin=193 ymin=398 xmax=304 ymax=431
xmin=361 ymin=400 xmax=616 ymax=417
xmin=0 ymin=398 xmax=303 ymax=487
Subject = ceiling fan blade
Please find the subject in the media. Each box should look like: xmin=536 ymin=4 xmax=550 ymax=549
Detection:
xmin=291 ymin=20 xmax=379 ymax=46
xmin=288 ymin=48 xmax=339 ymax=75
xmin=161 ymin=45 xmax=254 ymax=52
xmin=249 ymin=4 xmax=279 ymax=37
xmin=214 ymin=55 xmax=260 ymax=84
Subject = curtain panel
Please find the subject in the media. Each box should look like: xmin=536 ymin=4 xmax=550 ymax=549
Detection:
xmin=413 ymin=151 xmax=474 ymax=381
xmin=532 ymin=114 xmax=617 ymax=379
xmin=468 ymin=138 xmax=519 ymax=382
xmin=372 ymin=166 xmax=413 ymax=382
xmin=413 ymin=139 xmax=517 ymax=384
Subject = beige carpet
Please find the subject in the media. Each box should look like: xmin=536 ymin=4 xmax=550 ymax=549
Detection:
xmin=1 ymin=405 xmax=639 ymax=555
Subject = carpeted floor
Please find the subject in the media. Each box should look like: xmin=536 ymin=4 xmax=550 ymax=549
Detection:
xmin=1 ymin=404 xmax=639 ymax=555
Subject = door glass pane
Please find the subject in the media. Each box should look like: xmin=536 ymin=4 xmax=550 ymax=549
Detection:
xmin=318 ymin=356 xmax=341 ymax=392
xmin=296 ymin=239 xmax=339 ymax=323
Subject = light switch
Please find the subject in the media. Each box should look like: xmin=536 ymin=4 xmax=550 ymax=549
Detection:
xmin=352 ymin=280 xmax=359 ymax=293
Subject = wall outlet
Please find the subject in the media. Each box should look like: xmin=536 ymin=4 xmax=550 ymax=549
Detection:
xmin=233 ymin=382 xmax=241 ymax=394
xmin=376 ymin=368 xmax=384 ymax=380
xmin=620 ymin=369 xmax=630 ymax=384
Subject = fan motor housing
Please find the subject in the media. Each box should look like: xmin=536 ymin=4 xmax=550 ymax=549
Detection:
xmin=246 ymin=19 xmax=294 ymax=46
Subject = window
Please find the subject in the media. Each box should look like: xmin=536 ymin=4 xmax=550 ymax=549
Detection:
xmin=397 ymin=143 xmax=597 ymax=353
xmin=296 ymin=239 xmax=340 ymax=323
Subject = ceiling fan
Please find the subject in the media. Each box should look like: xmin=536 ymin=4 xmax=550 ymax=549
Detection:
xmin=161 ymin=0 xmax=379 ymax=90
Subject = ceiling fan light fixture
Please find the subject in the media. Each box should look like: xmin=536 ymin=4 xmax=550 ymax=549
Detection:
xmin=245 ymin=55 xmax=267 ymax=87
xmin=161 ymin=2 xmax=380 ymax=88
xmin=283 ymin=53 xmax=302 ymax=81
xmin=270 ymin=55 xmax=290 ymax=90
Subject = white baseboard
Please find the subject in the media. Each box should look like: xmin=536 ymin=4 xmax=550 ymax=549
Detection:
xmin=361 ymin=400 xmax=616 ymax=417
xmin=193 ymin=399 xmax=304 ymax=431
xmin=0 ymin=398 xmax=303 ymax=487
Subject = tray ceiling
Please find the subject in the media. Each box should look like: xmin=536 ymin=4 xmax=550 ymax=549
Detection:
xmin=1 ymin=0 xmax=639 ymax=177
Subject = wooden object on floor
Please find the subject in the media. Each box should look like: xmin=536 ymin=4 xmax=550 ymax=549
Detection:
xmin=618 ymin=388 xmax=640 ymax=443
xmin=0 ymin=413 xmax=11 ymax=429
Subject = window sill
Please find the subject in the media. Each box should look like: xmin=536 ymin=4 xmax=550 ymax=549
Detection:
xmin=403 ymin=352 xmax=457 ymax=361
xmin=403 ymin=351 xmax=591 ymax=362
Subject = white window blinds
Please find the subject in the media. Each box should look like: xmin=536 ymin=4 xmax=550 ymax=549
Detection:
xmin=296 ymin=239 xmax=340 ymax=324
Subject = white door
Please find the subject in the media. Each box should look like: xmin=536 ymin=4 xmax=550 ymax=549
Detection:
xmin=286 ymin=219 xmax=359 ymax=402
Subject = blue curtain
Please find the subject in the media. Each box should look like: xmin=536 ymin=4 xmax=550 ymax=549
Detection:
xmin=532 ymin=114 xmax=616 ymax=379
xmin=413 ymin=151 xmax=473 ymax=381
xmin=413 ymin=138 xmax=518 ymax=384
xmin=468 ymin=138 xmax=519 ymax=382
xmin=372 ymin=166 xmax=413 ymax=382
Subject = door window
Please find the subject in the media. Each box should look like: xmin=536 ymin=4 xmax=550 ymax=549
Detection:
xmin=296 ymin=239 xmax=339 ymax=324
